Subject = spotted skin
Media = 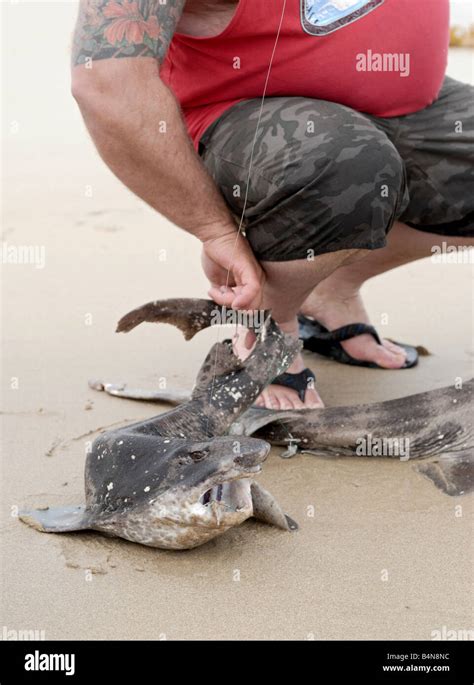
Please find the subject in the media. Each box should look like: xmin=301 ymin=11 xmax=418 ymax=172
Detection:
xmin=19 ymin=301 xmax=300 ymax=550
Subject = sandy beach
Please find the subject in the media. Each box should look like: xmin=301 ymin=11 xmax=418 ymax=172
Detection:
xmin=1 ymin=3 xmax=473 ymax=641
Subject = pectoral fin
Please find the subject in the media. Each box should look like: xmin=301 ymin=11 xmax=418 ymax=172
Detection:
xmin=415 ymin=450 xmax=474 ymax=496
xmin=19 ymin=505 xmax=90 ymax=533
xmin=250 ymin=481 xmax=298 ymax=531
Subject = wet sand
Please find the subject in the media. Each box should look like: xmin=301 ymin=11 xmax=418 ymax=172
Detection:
xmin=1 ymin=3 xmax=473 ymax=640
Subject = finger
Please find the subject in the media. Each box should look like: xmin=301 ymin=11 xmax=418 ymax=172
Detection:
xmin=202 ymin=254 xmax=236 ymax=288
xmin=231 ymin=282 xmax=262 ymax=310
xmin=244 ymin=329 xmax=257 ymax=350
xmin=207 ymin=268 xmax=236 ymax=289
xmin=208 ymin=286 xmax=236 ymax=306
xmin=231 ymin=256 xmax=264 ymax=310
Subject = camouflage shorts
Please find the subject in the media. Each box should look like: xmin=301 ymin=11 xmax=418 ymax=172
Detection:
xmin=198 ymin=76 xmax=474 ymax=261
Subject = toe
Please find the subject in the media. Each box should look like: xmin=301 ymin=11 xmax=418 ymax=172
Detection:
xmin=277 ymin=393 xmax=295 ymax=410
xmin=372 ymin=344 xmax=407 ymax=369
xmin=341 ymin=334 xmax=407 ymax=368
xmin=383 ymin=339 xmax=408 ymax=357
xmin=282 ymin=389 xmax=305 ymax=410
xmin=254 ymin=381 xmax=325 ymax=410
xmin=304 ymin=389 xmax=325 ymax=409
xmin=260 ymin=388 xmax=278 ymax=410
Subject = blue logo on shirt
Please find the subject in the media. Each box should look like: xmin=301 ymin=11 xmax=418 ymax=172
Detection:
xmin=301 ymin=0 xmax=385 ymax=35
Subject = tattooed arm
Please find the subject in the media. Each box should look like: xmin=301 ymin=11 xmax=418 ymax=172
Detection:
xmin=71 ymin=0 xmax=263 ymax=308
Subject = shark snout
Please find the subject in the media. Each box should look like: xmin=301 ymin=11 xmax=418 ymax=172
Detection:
xmin=233 ymin=438 xmax=270 ymax=471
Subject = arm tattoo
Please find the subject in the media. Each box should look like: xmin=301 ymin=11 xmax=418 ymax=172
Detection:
xmin=72 ymin=0 xmax=186 ymax=66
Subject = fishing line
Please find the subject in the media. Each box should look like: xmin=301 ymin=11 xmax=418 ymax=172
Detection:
xmin=206 ymin=0 xmax=294 ymax=434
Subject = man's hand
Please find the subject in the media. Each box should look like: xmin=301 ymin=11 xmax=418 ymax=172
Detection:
xmin=201 ymin=230 xmax=265 ymax=310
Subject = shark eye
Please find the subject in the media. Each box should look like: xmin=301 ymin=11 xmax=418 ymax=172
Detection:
xmin=190 ymin=449 xmax=209 ymax=462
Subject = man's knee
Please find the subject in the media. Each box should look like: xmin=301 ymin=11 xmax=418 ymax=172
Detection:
xmin=321 ymin=128 xmax=407 ymax=232
xmin=245 ymin=106 xmax=408 ymax=261
xmin=285 ymin=105 xmax=407 ymax=217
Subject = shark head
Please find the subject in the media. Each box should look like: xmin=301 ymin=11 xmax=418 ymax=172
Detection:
xmin=83 ymin=431 xmax=272 ymax=549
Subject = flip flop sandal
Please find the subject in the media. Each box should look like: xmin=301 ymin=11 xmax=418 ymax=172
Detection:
xmin=271 ymin=367 xmax=316 ymax=402
xmin=298 ymin=315 xmax=418 ymax=369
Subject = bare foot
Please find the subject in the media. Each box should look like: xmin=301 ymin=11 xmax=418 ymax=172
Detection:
xmin=232 ymin=323 xmax=324 ymax=410
xmin=301 ymin=283 xmax=407 ymax=369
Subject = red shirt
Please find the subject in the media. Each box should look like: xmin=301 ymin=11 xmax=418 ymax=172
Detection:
xmin=160 ymin=0 xmax=449 ymax=149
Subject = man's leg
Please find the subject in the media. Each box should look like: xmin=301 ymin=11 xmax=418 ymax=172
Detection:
xmin=199 ymin=97 xmax=407 ymax=408
xmin=301 ymin=221 xmax=474 ymax=367
xmin=302 ymin=75 xmax=474 ymax=367
xmin=233 ymin=248 xmax=367 ymax=409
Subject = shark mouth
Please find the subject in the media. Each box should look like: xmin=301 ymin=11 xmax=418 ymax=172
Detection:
xmin=201 ymin=485 xmax=222 ymax=505
xmin=199 ymin=472 xmax=260 ymax=509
